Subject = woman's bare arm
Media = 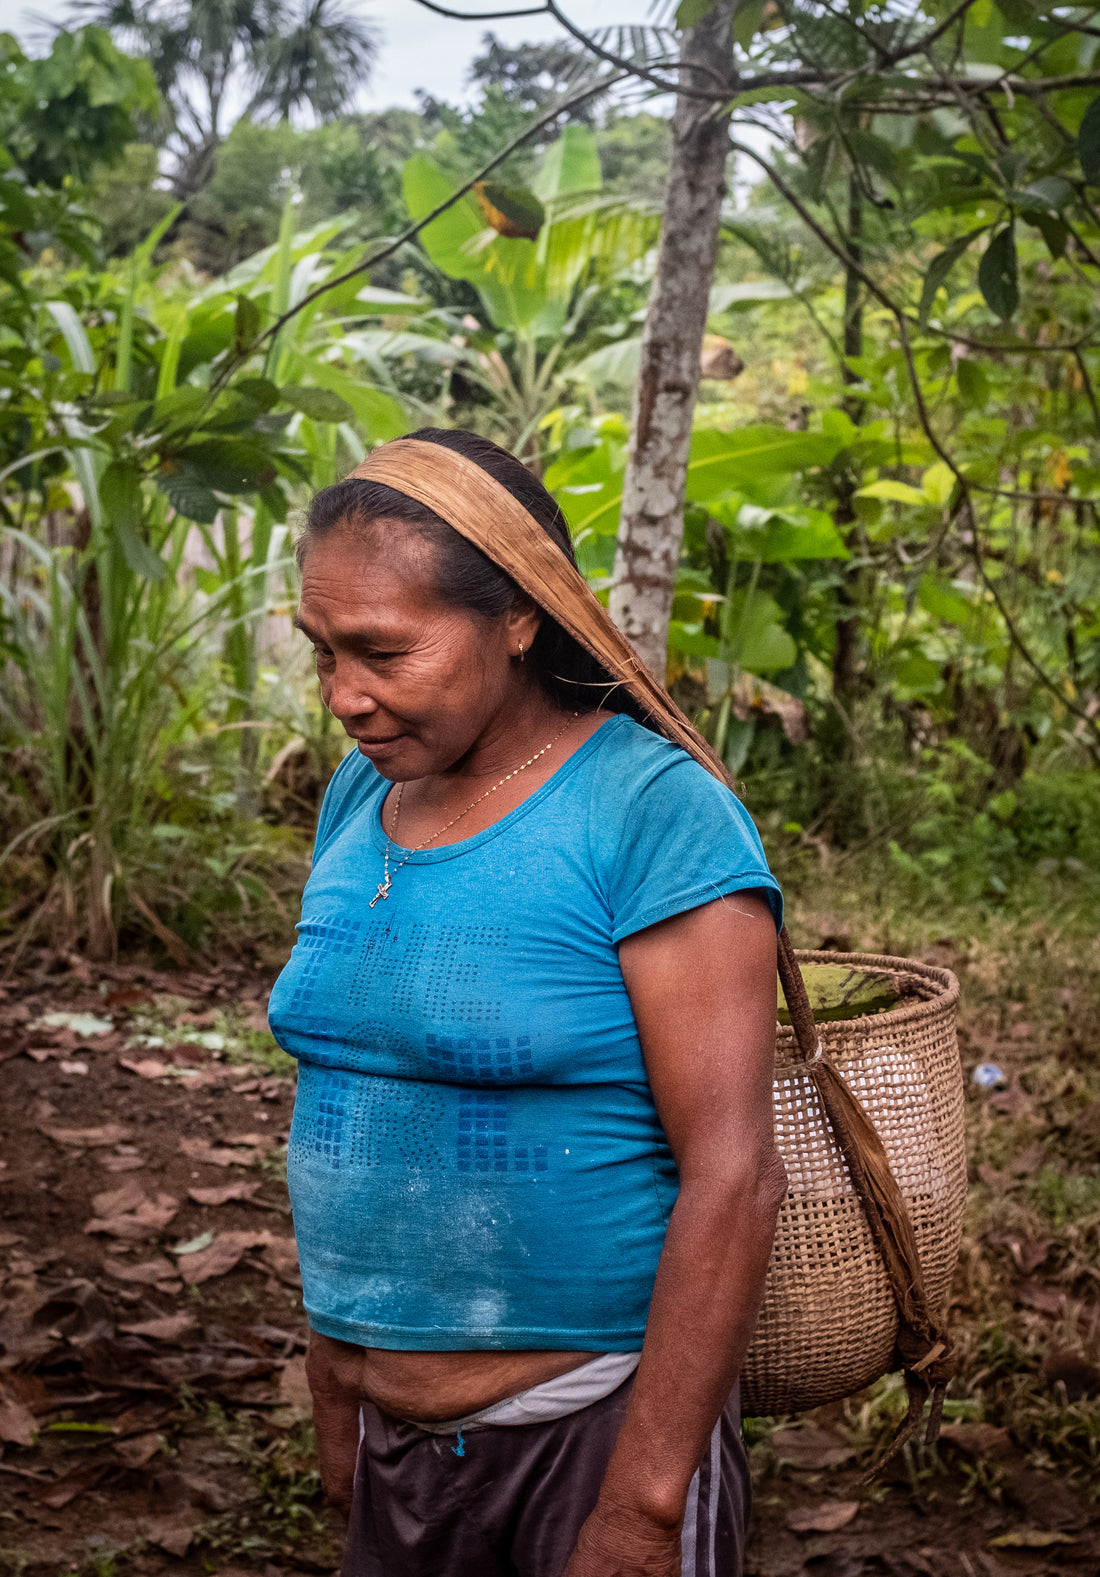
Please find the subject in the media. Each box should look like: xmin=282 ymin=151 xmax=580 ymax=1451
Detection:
xmin=564 ymin=889 xmax=785 ymax=1577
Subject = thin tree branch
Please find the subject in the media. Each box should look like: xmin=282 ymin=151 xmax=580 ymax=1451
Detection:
xmin=544 ymin=0 xmax=729 ymax=99
xmin=1072 ymin=348 xmax=1100 ymax=441
xmin=217 ymin=70 xmax=628 ymax=383
xmin=405 ymin=0 xmax=549 ymax=16
xmin=885 ymin=0 xmax=978 ymax=66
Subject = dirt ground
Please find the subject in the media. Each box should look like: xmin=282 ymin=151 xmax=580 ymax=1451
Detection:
xmin=1 ymin=947 xmax=1097 ymax=1577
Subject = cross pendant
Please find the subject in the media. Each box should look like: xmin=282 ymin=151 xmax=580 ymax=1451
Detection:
xmin=369 ymin=877 xmax=391 ymax=908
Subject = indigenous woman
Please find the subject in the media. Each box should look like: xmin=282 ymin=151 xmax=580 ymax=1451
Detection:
xmin=267 ymin=429 xmax=787 ymax=1577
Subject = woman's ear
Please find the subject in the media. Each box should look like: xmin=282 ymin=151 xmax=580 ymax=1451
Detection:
xmin=504 ymin=597 xmax=542 ymax=659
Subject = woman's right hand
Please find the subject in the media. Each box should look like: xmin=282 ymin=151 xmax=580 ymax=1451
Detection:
xmin=305 ymin=1330 xmax=366 ymax=1518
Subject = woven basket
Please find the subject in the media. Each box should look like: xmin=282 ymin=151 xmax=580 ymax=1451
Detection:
xmin=741 ymin=948 xmax=967 ymax=1419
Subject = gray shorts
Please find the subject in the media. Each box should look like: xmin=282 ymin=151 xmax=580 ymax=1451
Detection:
xmin=340 ymin=1378 xmax=750 ymax=1577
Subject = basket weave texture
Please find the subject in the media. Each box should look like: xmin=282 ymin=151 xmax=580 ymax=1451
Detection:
xmin=741 ymin=950 xmax=966 ymax=1418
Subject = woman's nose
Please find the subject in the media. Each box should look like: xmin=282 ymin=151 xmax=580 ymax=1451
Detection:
xmin=324 ymin=662 xmax=379 ymax=721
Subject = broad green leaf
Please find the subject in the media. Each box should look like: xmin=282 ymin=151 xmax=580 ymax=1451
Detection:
xmin=733 ymin=0 xmax=765 ymax=49
xmin=233 ymin=378 xmax=280 ymax=413
xmin=45 ymin=300 xmax=95 ymax=374
xmin=1030 ymin=211 xmax=1068 ymax=261
xmin=918 ymin=575 xmax=986 ymax=628
xmin=281 ymin=385 xmax=356 ymax=424
xmin=709 ymin=280 xmax=794 ymax=313
xmin=571 ymin=338 xmax=642 ymax=389
xmin=532 ymin=127 xmax=601 ymax=202
xmin=978 ymin=227 xmax=1018 ymax=320
xmin=724 ymin=588 xmax=797 ymax=674
xmin=403 ymin=154 xmax=548 ymax=332
xmin=677 ymin=0 xmax=719 ymax=23
xmin=234 ymin=294 xmax=262 ymax=353
xmin=918 ymin=228 xmax=987 ymax=330
xmin=177 ymin=439 xmax=276 ymax=494
xmin=101 ymin=460 xmax=168 ymax=581
xmin=735 ymin=505 xmax=850 ymax=561
xmin=99 ymin=459 xmax=142 ymax=532
xmin=1020 ymin=176 xmax=1072 ymax=211
xmin=856 ymin=479 xmax=927 ymax=505
xmin=922 ymin=463 xmax=955 ymax=506
xmin=158 ymin=471 xmax=219 ymax=524
xmin=956 ymin=358 xmax=990 ymax=407
xmin=686 ymin=427 xmax=842 ymax=498
xmin=1079 ymin=95 xmax=1100 ymax=184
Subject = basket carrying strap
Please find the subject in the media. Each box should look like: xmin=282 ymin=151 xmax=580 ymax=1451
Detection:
xmin=776 ymin=927 xmax=955 ymax=1473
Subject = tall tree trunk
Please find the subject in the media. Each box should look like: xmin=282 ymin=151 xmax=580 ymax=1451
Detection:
xmin=607 ymin=2 xmax=735 ymax=679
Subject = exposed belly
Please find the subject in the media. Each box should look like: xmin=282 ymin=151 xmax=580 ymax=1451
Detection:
xmin=318 ymin=1338 xmax=598 ymax=1422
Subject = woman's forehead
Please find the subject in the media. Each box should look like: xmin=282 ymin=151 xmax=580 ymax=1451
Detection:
xmin=296 ymin=524 xmax=453 ymax=637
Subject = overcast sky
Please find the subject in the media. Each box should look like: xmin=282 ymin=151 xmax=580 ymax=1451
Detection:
xmin=15 ymin=0 xmax=650 ymax=110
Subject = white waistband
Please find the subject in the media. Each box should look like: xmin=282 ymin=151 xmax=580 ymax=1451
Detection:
xmin=407 ymin=1351 xmax=641 ymax=1434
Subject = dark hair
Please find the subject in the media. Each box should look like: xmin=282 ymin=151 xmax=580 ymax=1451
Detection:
xmin=299 ymin=427 xmax=644 ymax=721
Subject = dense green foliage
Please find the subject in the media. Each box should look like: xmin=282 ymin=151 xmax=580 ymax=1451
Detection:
xmin=1 ymin=2 xmax=1098 ymax=964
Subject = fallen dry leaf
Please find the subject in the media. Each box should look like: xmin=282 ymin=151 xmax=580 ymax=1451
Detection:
xmin=119 ymin=1056 xmax=171 ymax=1079
xmin=786 ymin=1500 xmax=860 ymax=1534
xmin=771 ymin=1426 xmax=855 ymax=1470
xmin=30 ymin=1463 xmax=111 ymax=1508
xmin=1015 ymin=1281 xmax=1067 ymax=1318
xmin=179 ymin=1239 xmax=247 ymax=1284
xmin=0 ymin=1381 xmax=37 ymax=1446
xmin=938 ymin=1422 xmax=1012 ymax=1456
xmin=93 ymin=1178 xmax=147 ymax=1217
xmin=187 ymin=1181 xmax=262 ymax=1206
xmin=144 ymin=1518 xmax=194 ymax=1558
xmin=113 ymin=1431 xmax=162 ymax=1468
xmin=119 ymin=1313 xmax=198 ymax=1341
xmin=102 ymin=1256 xmax=181 ymax=1286
xmin=84 ymin=1189 xmax=179 ymax=1240
xmin=1042 ymin=1350 xmax=1100 ymax=1400
xmin=101 ymin=1150 xmax=146 ymax=1173
xmin=41 ymin=1122 xmax=131 ymax=1148
xmin=178 ymin=1136 xmax=256 ymax=1167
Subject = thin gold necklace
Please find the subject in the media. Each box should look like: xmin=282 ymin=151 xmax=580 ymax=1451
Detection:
xmin=369 ymin=713 xmax=579 ymax=908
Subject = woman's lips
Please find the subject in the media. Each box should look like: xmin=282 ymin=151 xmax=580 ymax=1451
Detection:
xmin=356 ymin=734 xmax=403 ymax=750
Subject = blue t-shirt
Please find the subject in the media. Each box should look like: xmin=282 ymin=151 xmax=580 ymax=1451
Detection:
xmin=268 ymin=714 xmax=782 ymax=1351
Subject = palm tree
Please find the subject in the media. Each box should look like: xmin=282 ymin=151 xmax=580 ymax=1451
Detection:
xmin=69 ymin=0 xmax=378 ymax=196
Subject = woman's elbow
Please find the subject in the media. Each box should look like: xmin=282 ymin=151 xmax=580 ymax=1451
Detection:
xmin=758 ymin=1147 xmax=789 ymax=1217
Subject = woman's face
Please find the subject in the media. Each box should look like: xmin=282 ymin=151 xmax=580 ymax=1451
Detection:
xmin=295 ymin=521 xmax=538 ymax=781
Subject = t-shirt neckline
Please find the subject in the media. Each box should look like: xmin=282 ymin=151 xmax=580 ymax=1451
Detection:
xmin=368 ymin=712 xmax=628 ymax=866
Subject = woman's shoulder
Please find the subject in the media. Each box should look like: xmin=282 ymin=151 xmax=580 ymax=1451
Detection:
xmin=588 ymin=714 xmax=739 ymax=806
xmin=314 ymin=746 xmax=385 ymax=852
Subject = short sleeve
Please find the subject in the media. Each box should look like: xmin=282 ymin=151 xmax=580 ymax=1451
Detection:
xmin=312 ymin=746 xmax=371 ymax=859
xmin=600 ymin=744 xmax=782 ymax=945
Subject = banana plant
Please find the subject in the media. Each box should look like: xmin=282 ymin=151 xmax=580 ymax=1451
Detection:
xmin=402 ymin=126 xmax=660 ymax=461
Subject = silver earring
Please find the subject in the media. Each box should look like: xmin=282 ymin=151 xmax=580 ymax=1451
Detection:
xmin=517 ymin=642 xmax=525 ymax=662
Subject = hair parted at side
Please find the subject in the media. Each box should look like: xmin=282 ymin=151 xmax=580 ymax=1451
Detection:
xmin=299 ymin=427 xmax=649 ymax=725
